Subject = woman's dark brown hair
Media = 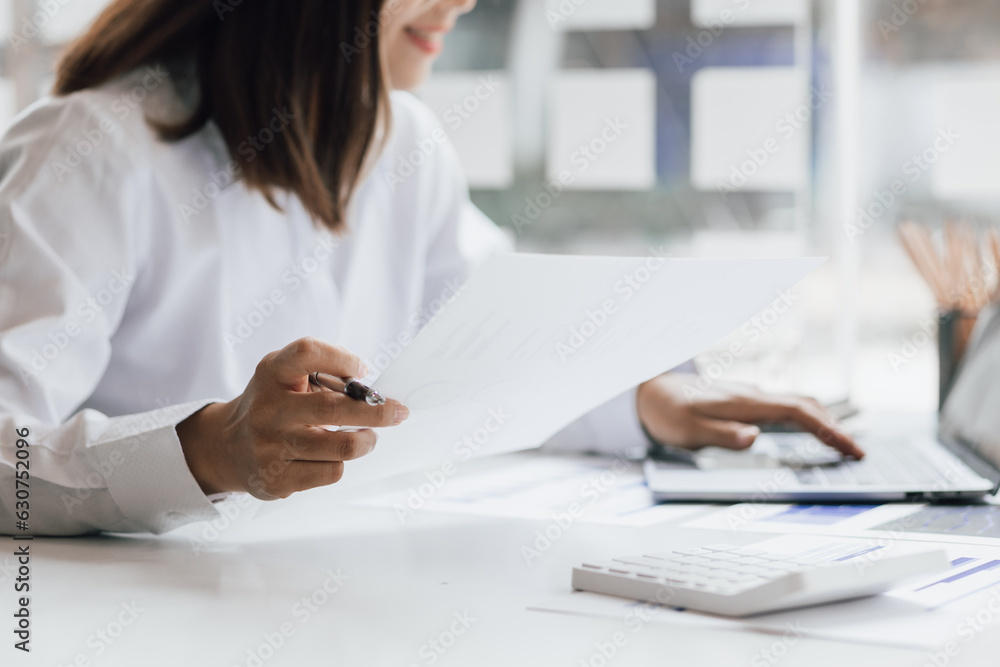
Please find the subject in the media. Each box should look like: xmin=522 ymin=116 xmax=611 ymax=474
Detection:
xmin=55 ymin=0 xmax=388 ymax=231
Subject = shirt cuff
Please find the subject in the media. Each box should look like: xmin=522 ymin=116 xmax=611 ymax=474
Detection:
xmin=95 ymin=400 xmax=222 ymax=534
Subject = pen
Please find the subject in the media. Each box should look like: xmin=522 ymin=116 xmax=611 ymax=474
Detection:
xmin=308 ymin=371 xmax=386 ymax=406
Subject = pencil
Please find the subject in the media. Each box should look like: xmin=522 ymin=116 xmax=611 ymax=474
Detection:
xmin=900 ymin=222 xmax=948 ymax=305
xmin=991 ymin=229 xmax=1000 ymax=302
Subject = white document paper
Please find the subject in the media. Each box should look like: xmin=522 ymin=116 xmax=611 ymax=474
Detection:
xmin=353 ymin=453 xmax=708 ymax=527
xmin=337 ymin=252 xmax=822 ymax=486
xmin=684 ymin=502 xmax=1000 ymax=547
xmin=530 ymin=534 xmax=1000 ymax=651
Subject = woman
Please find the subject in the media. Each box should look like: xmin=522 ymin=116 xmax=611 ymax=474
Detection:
xmin=0 ymin=0 xmax=860 ymax=535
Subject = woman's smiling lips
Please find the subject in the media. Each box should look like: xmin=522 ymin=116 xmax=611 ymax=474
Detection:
xmin=404 ymin=25 xmax=449 ymax=54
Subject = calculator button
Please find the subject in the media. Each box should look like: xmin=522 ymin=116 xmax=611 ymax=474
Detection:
xmin=743 ymin=567 xmax=776 ymax=578
xmin=613 ymin=557 xmax=664 ymax=569
xmin=682 ymin=556 xmax=714 ymax=565
xmin=761 ymin=562 xmax=793 ymax=571
xmin=758 ymin=553 xmax=796 ymax=562
xmin=734 ymin=548 xmax=767 ymax=556
xmin=737 ymin=556 xmax=769 ymax=565
xmin=757 ymin=570 xmax=785 ymax=579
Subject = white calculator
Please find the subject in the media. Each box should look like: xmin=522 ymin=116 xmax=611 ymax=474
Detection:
xmin=572 ymin=543 xmax=949 ymax=617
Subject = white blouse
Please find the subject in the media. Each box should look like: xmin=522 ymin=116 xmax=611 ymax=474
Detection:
xmin=0 ymin=68 xmax=646 ymax=536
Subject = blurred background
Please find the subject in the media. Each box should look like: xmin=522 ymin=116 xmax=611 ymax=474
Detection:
xmin=2 ymin=0 xmax=997 ymax=413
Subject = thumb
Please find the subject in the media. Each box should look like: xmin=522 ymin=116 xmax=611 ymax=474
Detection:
xmin=682 ymin=417 xmax=761 ymax=450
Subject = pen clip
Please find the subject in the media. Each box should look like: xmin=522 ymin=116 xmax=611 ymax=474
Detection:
xmin=309 ymin=372 xmax=386 ymax=406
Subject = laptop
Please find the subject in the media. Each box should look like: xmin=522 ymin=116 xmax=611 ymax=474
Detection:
xmin=644 ymin=308 xmax=1000 ymax=503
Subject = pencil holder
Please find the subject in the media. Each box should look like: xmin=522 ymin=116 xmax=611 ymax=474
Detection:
xmin=938 ymin=309 xmax=978 ymax=410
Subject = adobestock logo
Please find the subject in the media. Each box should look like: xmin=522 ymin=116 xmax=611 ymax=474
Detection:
xmin=179 ymin=106 xmax=296 ymax=224
xmin=50 ymin=66 xmax=169 ymax=183
xmin=362 ymin=278 xmax=466 ymax=375
xmin=51 ymin=601 xmax=145 ymax=667
xmin=844 ymin=126 xmax=959 ymax=242
xmin=395 ymin=407 xmax=512 ymax=524
xmin=384 ymin=76 xmax=502 ymax=193
xmin=339 ymin=1 xmax=407 ymax=62
xmin=7 ymin=0 xmax=71 ymax=52
xmin=442 ymin=76 xmax=503 ymax=130
xmin=671 ymin=0 xmax=754 ymax=72
xmin=555 ymin=248 xmax=670 ymax=363
xmin=405 ymin=611 xmax=477 ymax=667
xmin=715 ymin=84 xmax=833 ymax=199
xmin=521 ymin=455 xmax=632 ymax=565
xmin=19 ymin=269 xmax=135 ymax=379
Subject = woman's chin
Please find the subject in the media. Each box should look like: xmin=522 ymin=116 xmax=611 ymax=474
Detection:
xmin=389 ymin=62 xmax=435 ymax=91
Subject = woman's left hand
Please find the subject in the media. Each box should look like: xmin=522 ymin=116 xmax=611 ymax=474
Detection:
xmin=636 ymin=373 xmax=864 ymax=458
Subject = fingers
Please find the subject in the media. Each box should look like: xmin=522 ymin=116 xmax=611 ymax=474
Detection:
xmin=263 ymin=337 xmax=367 ymax=387
xmin=695 ymin=396 xmax=863 ymax=459
xmin=292 ymin=427 xmax=378 ymax=462
xmin=290 ymin=461 xmax=347 ymax=492
xmin=770 ymin=400 xmax=863 ymax=459
xmin=243 ymin=430 xmax=375 ymax=499
xmin=808 ymin=419 xmax=865 ymax=459
xmin=292 ymin=391 xmax=408 ymax=427
xmin=690 ymin=393 xmax=802 ymax=423
xmin=676 ymin=416 xmax=761 ymax=450
xmin=252 ymin=461 xmax=347 ymax=499
xmin=234 ymin=339 xmax=398 ymax=500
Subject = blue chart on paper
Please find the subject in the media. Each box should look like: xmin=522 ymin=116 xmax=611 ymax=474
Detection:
xmin=873 ymin=506 xmax=1000 ymax=538
xmin=914 ymin=557 xmax=1000 ymax=592
xmin=764 ymin=505 xmax=877 ymax=526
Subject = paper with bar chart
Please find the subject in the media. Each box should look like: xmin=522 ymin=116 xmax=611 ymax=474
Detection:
xmin=683 ymin=502 xmax=1000 ymax=546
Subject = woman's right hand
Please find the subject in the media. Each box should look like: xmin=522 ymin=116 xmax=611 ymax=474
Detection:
xmin=177 ymin=337 xmax=408 ymax=500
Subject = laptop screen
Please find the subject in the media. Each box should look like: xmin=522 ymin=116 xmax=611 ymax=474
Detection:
xmin=941 ymin=304 xmax=1000 ymax=481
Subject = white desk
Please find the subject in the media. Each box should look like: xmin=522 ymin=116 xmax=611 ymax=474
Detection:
xmin=7 ymin=416 xmax=1000 ymax=667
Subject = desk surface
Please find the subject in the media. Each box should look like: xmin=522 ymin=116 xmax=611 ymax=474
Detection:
xmin=7 ymin=414 xmax=1000 ymax=667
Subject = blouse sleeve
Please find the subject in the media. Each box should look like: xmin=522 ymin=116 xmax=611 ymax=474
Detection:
xmin=0 ymin=94 xmax=220 ymax=536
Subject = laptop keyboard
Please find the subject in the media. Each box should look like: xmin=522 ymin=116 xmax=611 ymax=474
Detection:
xmin=793 ymin=440 xmax=958 ymax=487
